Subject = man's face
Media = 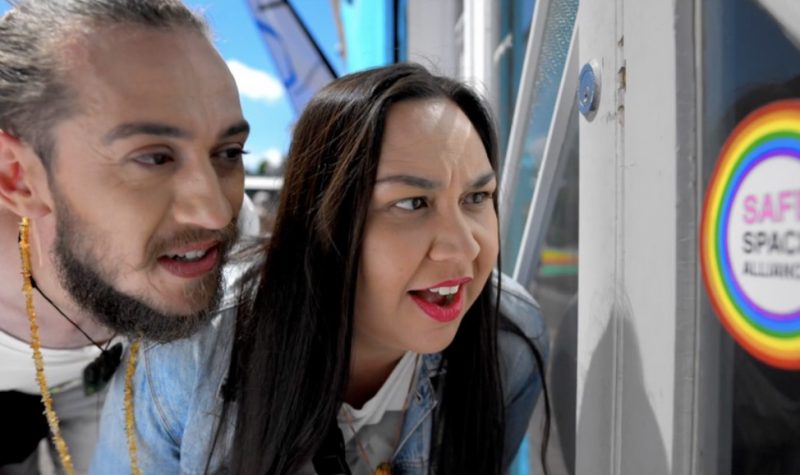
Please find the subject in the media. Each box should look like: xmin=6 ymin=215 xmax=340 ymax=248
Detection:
xmin=44 ymin=25 xmax=248 ymax=340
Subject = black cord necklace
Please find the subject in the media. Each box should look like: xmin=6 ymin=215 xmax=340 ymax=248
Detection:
xmin=29 ymin=275 xmax=123 ymax=395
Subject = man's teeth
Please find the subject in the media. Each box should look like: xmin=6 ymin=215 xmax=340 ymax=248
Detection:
xmin=169 ymin=249 xmax=208 ymax=261
xmin=428 ymin=285 xmax=459 ymax=296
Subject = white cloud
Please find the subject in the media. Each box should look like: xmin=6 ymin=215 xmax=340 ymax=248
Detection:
xmin=226 ymin=59 xmax=284 ymax=103
xmin=243 ymin=151 xmax=263 ymax=173
xmin=264 ymin=148 xmax=284 ymax=168
xmin=243 ymin=148 xmax=285 ymax=173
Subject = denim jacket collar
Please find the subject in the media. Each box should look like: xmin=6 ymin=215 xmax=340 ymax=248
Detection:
xmin=391 ymin=353 xmax=444 ymax=473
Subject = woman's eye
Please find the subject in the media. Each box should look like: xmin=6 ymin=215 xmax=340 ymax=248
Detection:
xmin=132 ymin=153 xmax=174 ymax=166
xmin=395 ymin=197 xmax=427 ymax=211
xmin=465 ymin=191 xmax=492 ymax=205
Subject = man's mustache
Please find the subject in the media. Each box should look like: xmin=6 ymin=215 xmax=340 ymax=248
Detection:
xmin=147 ymin=220 xmax=239 ymax=260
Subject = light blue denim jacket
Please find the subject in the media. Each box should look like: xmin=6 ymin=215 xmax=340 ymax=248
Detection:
xmin=90 ymin=274 xmax=547 ymax=475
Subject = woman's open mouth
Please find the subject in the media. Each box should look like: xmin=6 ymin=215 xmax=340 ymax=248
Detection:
xmin=409 ymin=278 xmax=471 ymax=323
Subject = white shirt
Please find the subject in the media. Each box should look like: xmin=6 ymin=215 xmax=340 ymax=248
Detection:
xmin=337 ymin=351 xmax=420 ymax=475
xmin=298 ymin=351 xmax=420 ymax=475
xmin=0 ymin=328 xmax=103 ymax=393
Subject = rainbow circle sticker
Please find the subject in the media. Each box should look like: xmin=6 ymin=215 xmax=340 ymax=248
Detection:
xmin=701 ymin=99 xmax=800 ymax=369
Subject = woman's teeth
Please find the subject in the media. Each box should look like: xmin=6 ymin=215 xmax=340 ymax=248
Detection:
xmin=429 ymin=285 xmax=458 ymax=296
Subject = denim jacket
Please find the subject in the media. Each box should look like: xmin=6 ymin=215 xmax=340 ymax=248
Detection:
xmin=90 ymin=274 xmax=547 ymax=475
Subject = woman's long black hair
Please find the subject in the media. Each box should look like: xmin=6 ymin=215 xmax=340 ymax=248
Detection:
xmin=226 ymin=63 xmax=548 ymax=474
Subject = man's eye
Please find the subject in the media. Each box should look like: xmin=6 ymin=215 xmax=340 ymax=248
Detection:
xmin=395 ymin=197 xmax=427 ymax=211
xmin=465 ymin=191 xmax=492 ymax=205
xmin=132 ymin=153 xmax=174 ymax=166
xmin=215 ymin=146 xmax=248 ymax=163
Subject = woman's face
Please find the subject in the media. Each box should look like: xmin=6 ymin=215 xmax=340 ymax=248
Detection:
xmin=354 ymin=98 xmax=499 ymax=360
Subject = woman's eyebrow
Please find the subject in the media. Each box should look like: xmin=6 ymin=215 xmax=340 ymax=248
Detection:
xmin=375 ymin=175 xmax=440 ymax=190
xmin=375 ymin=170 xmax=496 ymax=190
xmin=468 ymin=171 xmax=497 ymax=189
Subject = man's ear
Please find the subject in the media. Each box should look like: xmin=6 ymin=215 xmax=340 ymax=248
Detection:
xmin=0 ymin=130 xmax=52 ymax=218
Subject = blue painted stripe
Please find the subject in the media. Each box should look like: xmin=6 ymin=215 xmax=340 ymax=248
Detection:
xmin=510 ymin=434 xmax=531 ymax=475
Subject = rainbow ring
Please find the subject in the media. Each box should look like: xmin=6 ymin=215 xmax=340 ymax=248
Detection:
xmin=700 ymin=99 xmax=800 ymax=369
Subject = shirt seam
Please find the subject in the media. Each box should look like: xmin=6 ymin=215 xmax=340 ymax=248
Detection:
xmin=143 ymin=346 xmax=182 ymax=447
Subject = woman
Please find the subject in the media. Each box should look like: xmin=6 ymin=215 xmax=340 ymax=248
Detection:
xmin=90 ymin=63 xmax=548 ymax=475
xmin=228 ymin=63 xmax=548 ymax=474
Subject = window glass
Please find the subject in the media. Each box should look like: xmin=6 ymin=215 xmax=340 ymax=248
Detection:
xmin=500 ymin=0 xmax=577 ymax=267
xmin=497 ymin=2 xmax=579 ymax=474
xmin=702 ymin=0 xmax=800 ymax=473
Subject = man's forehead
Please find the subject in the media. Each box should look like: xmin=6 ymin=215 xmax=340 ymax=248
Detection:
xmin=56 ymin=24 xmax=243 ymax=139
xmin=71 ymin=25 xmax=218 ymax=81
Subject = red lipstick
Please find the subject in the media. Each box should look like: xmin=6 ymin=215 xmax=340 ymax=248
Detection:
xmin=421 ymin=276 xmax=473 ymax=290
xmin=409 ymin=277 xmax=472 ymax=323
xmin=410 ymin=286 xmax=464 ymax=323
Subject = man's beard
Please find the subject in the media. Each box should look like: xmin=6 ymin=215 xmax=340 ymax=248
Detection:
xmin=52 ymin=203 xmax=238 ymax=342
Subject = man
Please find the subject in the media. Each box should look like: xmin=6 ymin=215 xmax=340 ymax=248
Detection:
xmin=0 ymin=1 xmax=249 ymax=473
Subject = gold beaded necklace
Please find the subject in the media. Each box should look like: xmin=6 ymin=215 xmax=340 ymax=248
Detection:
xmin=18 ymin=217 xmax=142 ymax=475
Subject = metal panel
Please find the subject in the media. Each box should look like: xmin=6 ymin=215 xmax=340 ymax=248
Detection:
xmin=576 ymin=0 xmax=709 ymax=473
xmin=512 ymin=27 xmax=579 ymax=287
xmin=498 ymin=0 xmax=553 ymax=242
xmin=461 ymin=0 xmax=500 ymax=111
xmin=671 ymin=1 xmax=726 ymax=474
xmin=757 ymin=0 xmax=800 ymax=47
xmin=575 ymin=0 xmax=624 ymax=471
xmin=405 ymin=0 xmax=460 ymax=77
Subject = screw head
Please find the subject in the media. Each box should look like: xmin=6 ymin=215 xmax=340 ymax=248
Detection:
xmin=578 ymin=61 xmax=601 ymax=119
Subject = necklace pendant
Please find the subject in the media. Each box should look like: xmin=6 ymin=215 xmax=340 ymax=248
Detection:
xmin=374 ymin=462 xmax=391 ymax=475
xmin=83 ymin=342 xmax=123 ymax=396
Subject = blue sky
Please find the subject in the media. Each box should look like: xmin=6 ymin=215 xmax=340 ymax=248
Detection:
xmin=192 ymin=0 xmax=344 ymax=171
xmin=0 ymin=0 xmax=345 ymax=173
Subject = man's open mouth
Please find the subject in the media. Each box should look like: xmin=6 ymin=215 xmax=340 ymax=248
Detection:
xmin=157 ymin=241 xmax=221 ymax=279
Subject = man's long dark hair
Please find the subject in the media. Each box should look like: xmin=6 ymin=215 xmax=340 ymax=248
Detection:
xmin=227 ymin=63 xmax=545 ymax=474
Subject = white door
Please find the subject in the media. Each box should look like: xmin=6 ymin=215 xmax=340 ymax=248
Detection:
xmin=577 ymin=0 xmax=800 ymax=474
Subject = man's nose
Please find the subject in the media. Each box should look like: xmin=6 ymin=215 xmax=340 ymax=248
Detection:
xmin=172 ymin=158 xmax=235 ymax=230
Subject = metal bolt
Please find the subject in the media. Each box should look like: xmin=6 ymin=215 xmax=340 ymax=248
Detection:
xmin=578 ymin=61 xmax=601 ymax=120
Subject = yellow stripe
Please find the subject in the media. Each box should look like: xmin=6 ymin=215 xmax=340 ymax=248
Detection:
xmin=729 ymin=313 xmax=800 ymax=357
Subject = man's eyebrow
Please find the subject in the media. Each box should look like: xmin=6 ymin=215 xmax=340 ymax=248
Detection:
xmin=469 ymin=171 xmax=497 ymax=189
xmin=102 ymin=122 xmax=189 ymax=145
xmin=102 ymin=120 xmax=250 ymax=145
xmin=375 ymin=175 xmax=440 ymax=190
xmin=219 ymin=120 xmax=250 ymax=139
